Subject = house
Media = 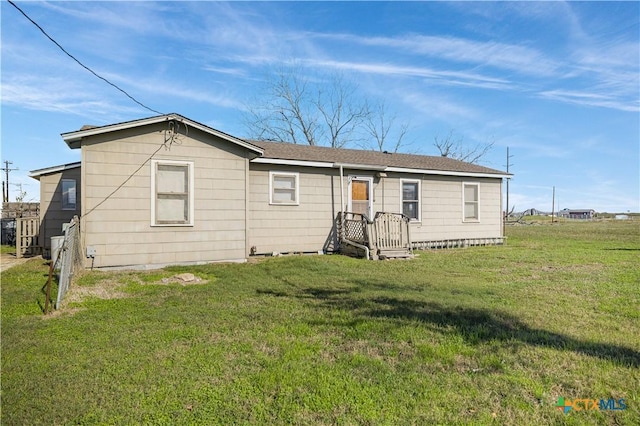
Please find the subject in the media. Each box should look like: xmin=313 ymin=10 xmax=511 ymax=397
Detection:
xmin=557 ymin=208 xmax=595 ymax=220
xmin=29 ymin=162 xmax=81 ymax=253
xmin=31 ymin=113 xmax=511 ymax=269
xmin=1 ymin=202 xmax=40 ymax=219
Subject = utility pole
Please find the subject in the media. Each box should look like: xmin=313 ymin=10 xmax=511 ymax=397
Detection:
xmin=552 ymin=186 xmax=555 ymax=223
xmin=1 ymin=160 xmax=18 ymax=203
xmin=505 ymin=147 xmax=514 ymax=219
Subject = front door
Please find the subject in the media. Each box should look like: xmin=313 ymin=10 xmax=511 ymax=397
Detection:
xmin=348 ymin=177 xmax=373 ymax=219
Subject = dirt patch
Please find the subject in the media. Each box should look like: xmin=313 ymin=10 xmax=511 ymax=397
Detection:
xmin=48 ymin=272 xmax=206 ymax=315
xmin=64 ymin=283 xmax=129 ymax=305
xmin=62 ymin=273 xmax=205 ymax=303
xmin=43 ymin=307 xmax=86 ymax=319
xmin=154 ymin=273 xmax=205 ymax=286
xmin=0 ymin=253 xmax=36 ymax=272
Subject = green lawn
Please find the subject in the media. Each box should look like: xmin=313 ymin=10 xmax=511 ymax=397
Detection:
xmin=1 ymin=244 xmax=16 ymax=255
xmin=2 ymin=220 xmax=639 ymax=425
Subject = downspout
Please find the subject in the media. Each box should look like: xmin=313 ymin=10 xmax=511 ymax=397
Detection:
xmin=341 ymin=238 xmax=370 ymax=260
xmin=501 ymin=178 xmax=505 ymax=241
xmin=339 ymin=164 xmax=344 ymax=239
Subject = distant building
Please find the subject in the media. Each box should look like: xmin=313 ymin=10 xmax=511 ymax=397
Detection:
xmin=558 ymin=208 xmax=595 ymax=220
xmin=1 ymin=202 xmax=40 ymax=245
xmin=1 ymin=202 xmax=40 ymax=219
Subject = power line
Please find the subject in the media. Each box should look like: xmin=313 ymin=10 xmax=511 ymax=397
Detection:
xmin=82 ymin=120 xmax=188 ymax=218
xmin=82 ymin=143 xmax=166 ymax=218
xmin=8 ymin=2 xmax=190 ymax=217
xmin=8 ymin=0 xmax=163 ymax=115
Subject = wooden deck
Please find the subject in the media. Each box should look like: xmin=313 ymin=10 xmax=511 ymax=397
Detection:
xmin=338 ymin=212 xmax=505 ymax=259
xmin=338 ymin=212 xmax=413 ymax=260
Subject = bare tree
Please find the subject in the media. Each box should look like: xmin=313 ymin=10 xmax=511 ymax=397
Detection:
xmin=316 ymin=73 xmax=370 ymax=148
xmin=244 ymin=66 xmax=370 ymax=148
xmin=362 ymin=101 xmax=410 ymax=153
xmin=433 ymin=130 xmax=494 ymax=164
xmin=244 ymin=65 xmax=321 ymax=145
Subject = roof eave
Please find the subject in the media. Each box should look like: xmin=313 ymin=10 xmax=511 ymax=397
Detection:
xmin=61 ymin=114 xmax=264 ymax=155
xmin=29 ymin=161 xmax=82 ymax=180
xmin=384 ymin=166 xmax=511 ymax=179
xmin=251 ymin=157 xmax=509 ymax=178
xmin=61 ymin=115 xmax=174 ymax=147
xmin=333 ymin=162 xmax=387 ymax=171
xmin=251 ymin=157 xmax=334 ymax=168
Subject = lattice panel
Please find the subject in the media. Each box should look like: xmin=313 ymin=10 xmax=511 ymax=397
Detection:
xmin=344 ymin=219 xmax=367 ymax=243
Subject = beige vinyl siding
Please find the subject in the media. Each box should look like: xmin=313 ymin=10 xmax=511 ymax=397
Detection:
xmin=81 ymin=123 xmax=249 ymax=268
xmin=412 ymin=176 xmax=502 ymax=241
xmin=38 ymin=167 xmax=81 ymax=253
xmin=364 ymin=173 xmax=501 ymax=241
xmin=249 ymin=166 xmax=503 ymax=254
xmin=249 ymin=164 xmax=343 ymax=254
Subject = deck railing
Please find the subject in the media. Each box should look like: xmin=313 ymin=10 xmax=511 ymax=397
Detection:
xmin=338 ymin=211 xmax=412 ymax=259
xmin=371 ymin=212 xmax=411 ymax=254
xmin=340 ymin=212 xmax=370 ymax=245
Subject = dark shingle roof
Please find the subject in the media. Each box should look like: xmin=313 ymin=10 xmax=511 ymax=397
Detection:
xmin=250 ymin=140 xmax=508 ymax=176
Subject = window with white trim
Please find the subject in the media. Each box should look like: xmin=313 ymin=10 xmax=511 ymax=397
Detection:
xmin=151 ymin=160 xmax=194 ymax=226
xmin=401 ymin=179 xmax=421 ymax=221
xmin=269 ymin=171 xmax=299 ymax=205
xmin=61 ymin=179 xmax=77 ymax=210
xmin=463 ymin=182 xmax=480 ymax=221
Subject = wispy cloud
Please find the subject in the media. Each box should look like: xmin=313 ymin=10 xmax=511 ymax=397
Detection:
xmin=102 ymin=72 xmax=245 ymax=111
xmin=505 ymin=137 xmax=572 ymax=159
xmin=318 ymin=33 xmax=560 ymax=77
xmin=314 ymin=30 xmax=638 ymax=113
xmin=300 ymin=58 xmax=513 ymax=91
xmin=1 ymin=77 xmax=138 ymax=118
xmin=201 ymin=65 xmax=248 ymax=77
xmin=397 ymin=90 xmax=480 ymax=125
xmin=26 ymin=2 xmax=636 ymax=116
xmin=538 ymin=89 xmax=639 ymax=112
xmin=41 ymin=1 xmax=171 ymax=35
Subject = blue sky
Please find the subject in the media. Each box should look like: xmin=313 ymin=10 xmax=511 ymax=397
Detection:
xmin=2 ymin=1 xmax=638 ymax=212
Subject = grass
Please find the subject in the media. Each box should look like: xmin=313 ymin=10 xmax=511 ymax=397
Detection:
xmin=1 ymin=244 xmax=16 ymax=255
xmin=2 ymin=220 xmax=639 ymax=425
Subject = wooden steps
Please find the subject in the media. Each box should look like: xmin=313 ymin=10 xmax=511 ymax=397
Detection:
xmin=378 ymin=249 xmax=413 ymax=259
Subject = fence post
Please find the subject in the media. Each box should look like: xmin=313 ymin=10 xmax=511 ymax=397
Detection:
xmin=54 ymin=216 xmax=82 ymax=310
xmin=16 ymin=219 xmax=23 ymax=259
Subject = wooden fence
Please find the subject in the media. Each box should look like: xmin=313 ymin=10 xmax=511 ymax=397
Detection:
xmin=16 ymin=217 xmax=41 ymax=258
